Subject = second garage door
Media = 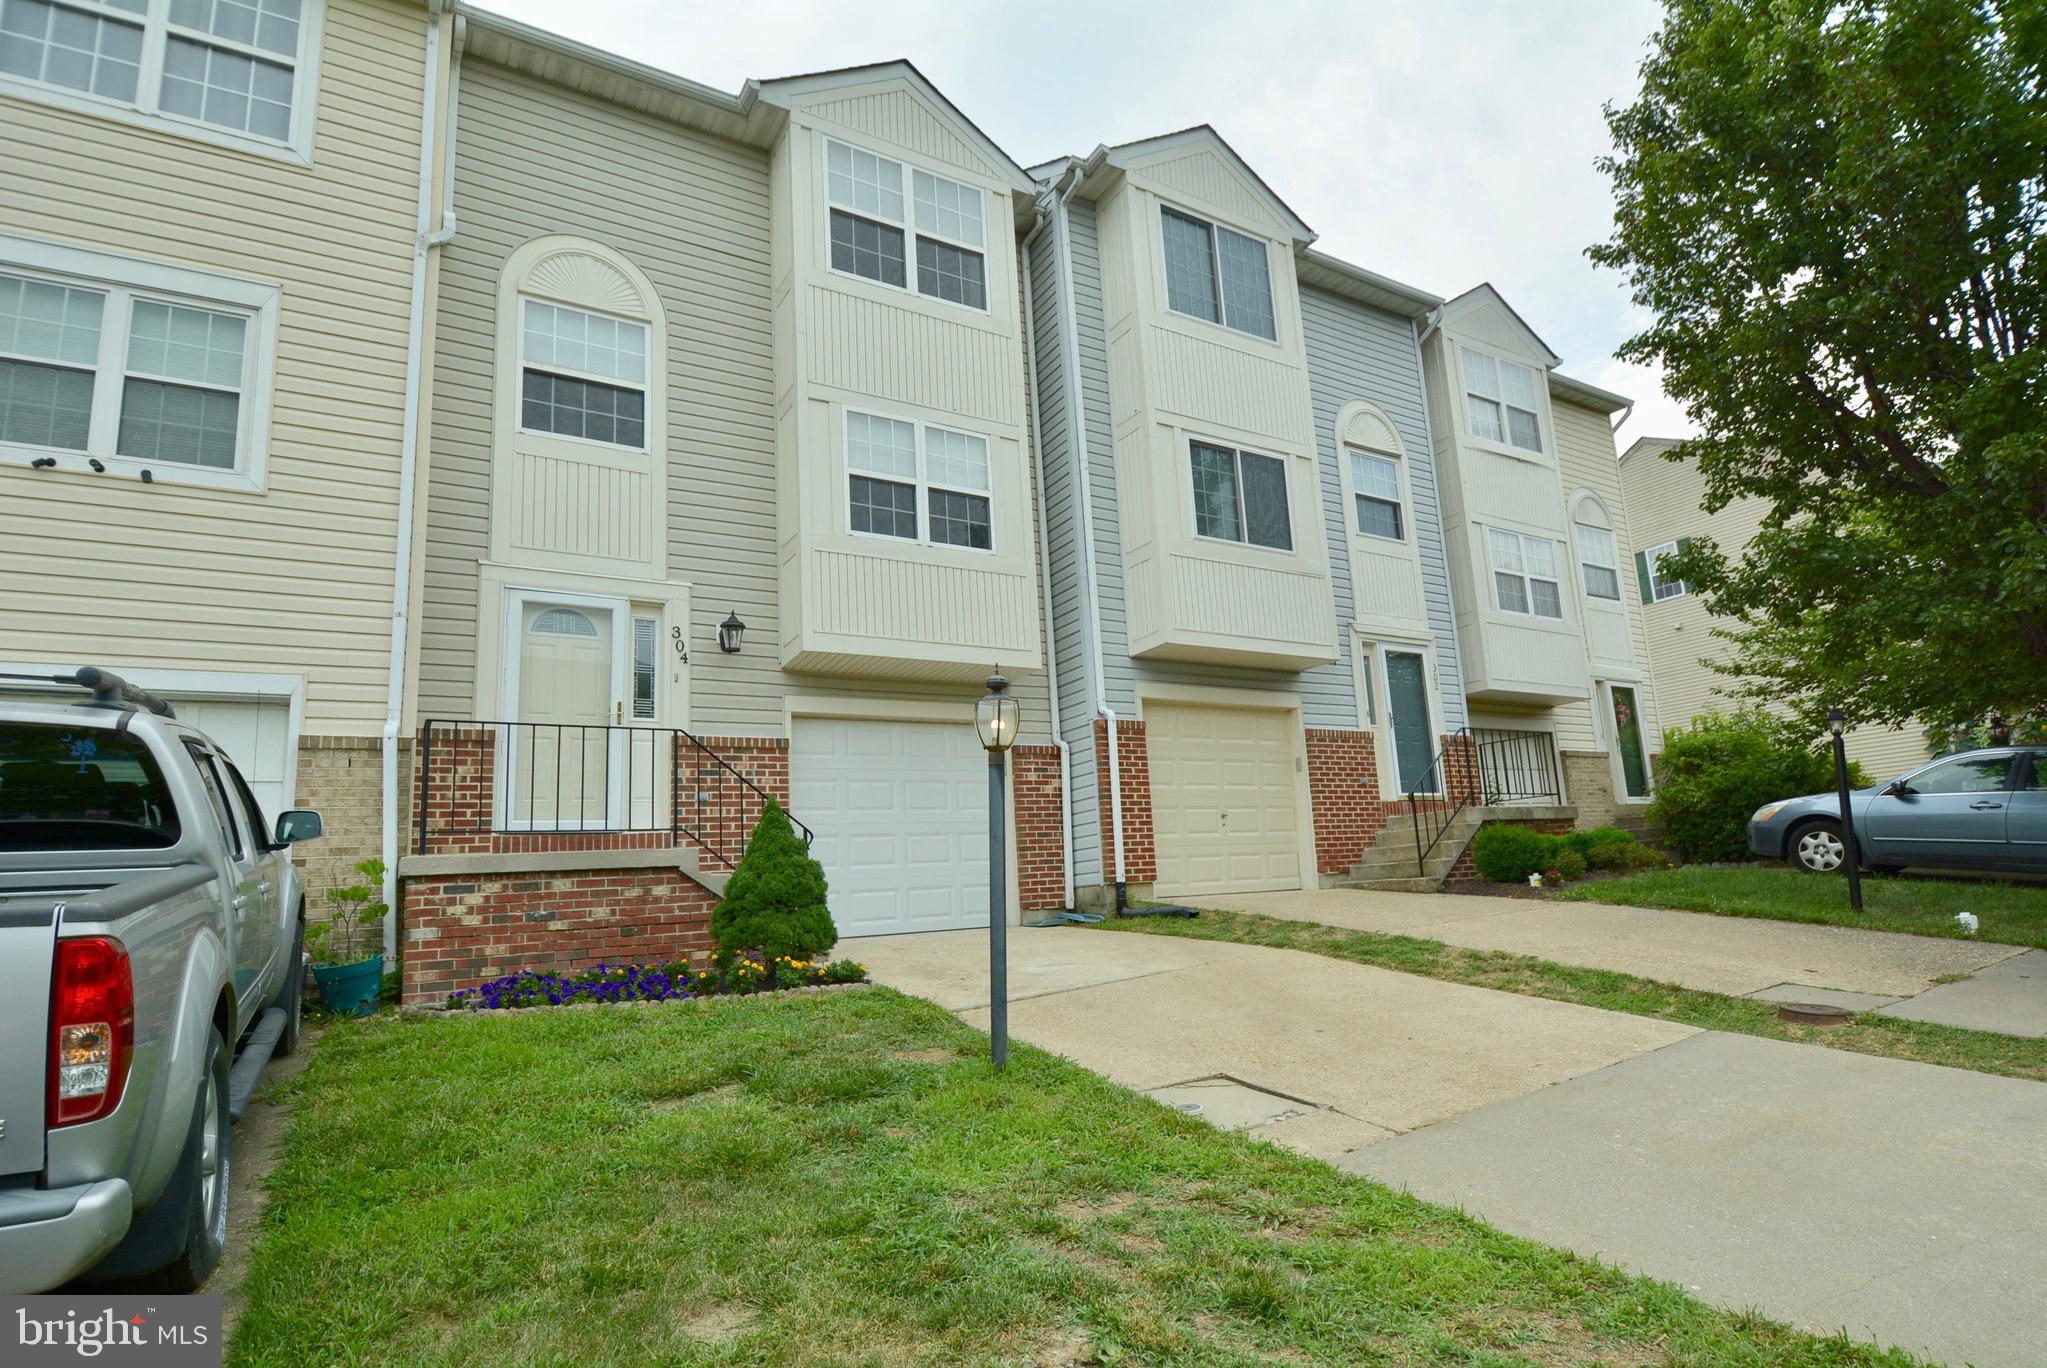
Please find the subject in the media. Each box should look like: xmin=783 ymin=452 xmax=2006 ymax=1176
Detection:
xmin=1148 ymin=702 xmax=1302 ymax=898
xmin=789 ymin=718 xmax=989 ymax=938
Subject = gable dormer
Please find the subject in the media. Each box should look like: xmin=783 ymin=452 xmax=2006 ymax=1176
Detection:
xmin=756 ymin=64 xmax=1041 ymax=680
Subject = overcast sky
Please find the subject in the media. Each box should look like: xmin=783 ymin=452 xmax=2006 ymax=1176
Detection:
xmin=472 ymin=0 xmax=1699 ymax=448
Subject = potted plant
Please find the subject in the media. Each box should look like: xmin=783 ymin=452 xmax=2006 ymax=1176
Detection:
xmin=308 ymin=857 xmax=388 ymax=1017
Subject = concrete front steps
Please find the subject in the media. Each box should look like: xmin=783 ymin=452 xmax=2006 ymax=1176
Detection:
xmin=1337 ymin=808 xmax=1487 ymax=890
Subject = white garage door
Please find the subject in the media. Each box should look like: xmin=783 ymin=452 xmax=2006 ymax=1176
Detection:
xmin=1148 ymin=702 xmax=1301 ymax=898
xmin=790 ymin=718 xmax=989 ymax=938
xmin=170 ymin=697 xmax=295 ymax=825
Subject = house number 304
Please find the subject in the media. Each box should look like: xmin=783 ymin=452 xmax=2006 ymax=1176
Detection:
xmin=671 ymin=625 xmax=689 ymax=665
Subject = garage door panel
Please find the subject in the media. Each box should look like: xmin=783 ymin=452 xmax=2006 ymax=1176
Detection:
xmin=168 ymin=697 xmax=293 ymax=824
xmin=1149 ymin=702 xmax=1302 ymax=898
xmin=792 ymin=718 xmax=989 ymax=938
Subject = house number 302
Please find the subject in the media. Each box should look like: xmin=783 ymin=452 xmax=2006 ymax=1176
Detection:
xmin=671 ymin=625 xmax=689 ymax=665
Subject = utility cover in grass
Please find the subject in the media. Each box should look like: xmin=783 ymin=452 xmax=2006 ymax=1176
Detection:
xmin=711 ymin=796 xmax=836 ymax=982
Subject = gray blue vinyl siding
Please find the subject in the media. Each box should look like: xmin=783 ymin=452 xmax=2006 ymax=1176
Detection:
xmin=1300 ymin=285 xmax=1468 ymax=731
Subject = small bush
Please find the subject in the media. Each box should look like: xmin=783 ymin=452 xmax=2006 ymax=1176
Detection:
xmin=1471 ymin=824 xmax=1560 ymax=883
xmin=1552 ymin=849 xmax=1588 ymax=881
xmin=1649 ymin=710 xmax=1867 ymax=863
xmin=712 ymin=797 xmax=837 ymax=984
xmin=1560 ymin=827 xmax=1636 ymax=859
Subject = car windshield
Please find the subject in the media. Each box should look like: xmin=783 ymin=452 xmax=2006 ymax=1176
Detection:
xmin=0 ymin=722 xmax=181 ymax=851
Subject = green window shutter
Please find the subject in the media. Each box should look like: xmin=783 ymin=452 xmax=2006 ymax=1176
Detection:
xmin=1677 ymin=536 xmax=1694 ymax=554
xmin=1635 ymin=550 xmax=1653 ymax=603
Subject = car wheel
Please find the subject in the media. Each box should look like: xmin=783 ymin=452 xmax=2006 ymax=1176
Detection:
xmin=1787 ymin=819 xmax=1848 ymax=874
xmin=269 ymin=916 xmax=304 ymax=1057
xmin=131 ymin=1026 xmax=230 ymax=1293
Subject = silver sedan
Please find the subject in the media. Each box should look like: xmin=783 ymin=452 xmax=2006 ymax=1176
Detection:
xmin=1748 ymin=747 xmax=2047 ymax=874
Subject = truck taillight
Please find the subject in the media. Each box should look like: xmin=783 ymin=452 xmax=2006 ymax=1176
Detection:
xmin=50 ymin=937 xmax=134 ymax=1127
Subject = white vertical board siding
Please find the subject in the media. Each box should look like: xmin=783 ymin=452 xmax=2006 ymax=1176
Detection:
xmin=1300 ymin=287 xmax=1466 ymax=731
xmin=0 ymin=0 xmax=426 ymax=736
xmin=1550 ymin=396 xmax=1661 ymax=757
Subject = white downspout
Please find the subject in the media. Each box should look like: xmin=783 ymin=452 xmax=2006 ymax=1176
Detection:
xmin=1019 ymin=229 xmax=1075 ymax=909
xmin=1049 ymin=170 xmax=1127 ymax=899
xmin=381 ymin=0 xmax=454 ymax=956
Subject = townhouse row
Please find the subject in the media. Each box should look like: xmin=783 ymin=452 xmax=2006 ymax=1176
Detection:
xmin=1 ymin=0 xmax=1672 ymax=999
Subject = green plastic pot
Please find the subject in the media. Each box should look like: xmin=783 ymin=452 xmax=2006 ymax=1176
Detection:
xmin=312 ymin=954 xmax=385 ymax=1017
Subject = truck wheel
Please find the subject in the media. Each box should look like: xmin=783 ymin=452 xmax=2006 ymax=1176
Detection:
xmin=1787 ymin=819 xmax=1847 ymax=874
xmin=133 ymin=1027 xmax=230 ymax=1293
xmin=269 ymin=917 xmax=304 ymax=1057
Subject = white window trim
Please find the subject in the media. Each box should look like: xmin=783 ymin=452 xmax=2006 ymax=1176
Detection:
xmin=1574 ymin=519 xmax=1622 ymax=601
xmin=1344 ymin=444 xmax=1408 ymax=544
xmin=0 ymin=232 xmax=278 ymax=492
xmin=1185 ymin=433 xmax=1295 ymax=554
xmin=1486 ymin=526 xmax=1567 ymax=621
xmin=1156 ymin=202 xmax=1281 ymax=345
xmin=821 ymin=137 xmax=991 ymax=315
xmin=0 ymin=0 xmax=326 ymax=163
xmin=1644 ymin=539 xmax=1689 ymax=601
xmin=1456 ymin=342 xmax=1547 ymax=459
xmin=514 ymin=296 xmax=651 ymax=454
xmin=842 ymin=406 xmax=996 ymax=555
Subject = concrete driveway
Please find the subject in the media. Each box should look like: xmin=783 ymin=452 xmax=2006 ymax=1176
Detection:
xmin=846 ymin=926 xmax=1693 ymax=1156
xmin=854 ymin=921 xmax=2047 ymax=1367
xmin=1200 ymin=887 xmax=2025 ymax=998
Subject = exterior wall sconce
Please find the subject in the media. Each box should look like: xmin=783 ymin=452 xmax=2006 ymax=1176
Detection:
xmin=717 ymin=611 xmax=746 ymax=654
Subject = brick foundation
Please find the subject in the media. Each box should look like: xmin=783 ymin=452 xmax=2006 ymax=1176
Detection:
xmin=1092 ymin=718 xmax=1156 ymax=885
xmin=1304 ymin=728 xmax=1386 ymax=875
xmin=400 ymin=866 xmax=718 ymax=1006
xmin=1560 ymin=750 xmax=1620 ymax=829
xmin=292 ymin=735 xmax=395 ymax=906
xmin=1011 ymin=743 xmax=1067 ymax=910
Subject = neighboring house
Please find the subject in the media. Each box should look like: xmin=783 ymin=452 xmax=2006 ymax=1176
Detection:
xmin=1618 ymin=436 xmax=1933 ymax=779
xmin=402 ymin=20 xmax=1056 ymax=1000
xmin=1413 ymin=288 xmax=1664 ymax=830
xmin=0 ymin=0 xmax=450 ymax=901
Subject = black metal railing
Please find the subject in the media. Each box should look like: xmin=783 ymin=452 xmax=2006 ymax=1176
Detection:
xmin=416 ymin=719 xmax=810 ymax=869
xmin=1406 ymin=726 xmax=1563 ymax=867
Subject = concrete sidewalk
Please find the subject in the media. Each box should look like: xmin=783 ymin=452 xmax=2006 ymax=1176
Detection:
xmin=1199 ymin=887 xmax=2024 ymax=998
xmin=1352 ymin=1031 xmax=2047 ymax=1368
xmin=846 ymin=926 xmax=1693 ymax=1158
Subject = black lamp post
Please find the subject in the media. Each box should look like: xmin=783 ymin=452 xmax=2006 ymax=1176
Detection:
xmin=1827 ymin=708 xmax=1864 ymax=913
xmin=975 ymin=670 xmax=1019 ymax=1069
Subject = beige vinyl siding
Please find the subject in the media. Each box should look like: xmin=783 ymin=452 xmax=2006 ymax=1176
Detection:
xmin=1618 ymin=441 xmax=1929 ymax=774
xmin=417 ymin=59 xmax=1054 ymax=743
xmin=0 ymin=0 xmax=426 ymax=735
xmin=1549 ymin=396 xmax=1662 ymax=759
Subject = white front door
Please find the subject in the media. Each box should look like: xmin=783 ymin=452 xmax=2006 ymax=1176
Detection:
xmin=1148 ymin=702 xmax=1302 ymax=897
xmin=505 ymin=594 xmax=629 ymax=829
xmin=790 ymin=718 xmax=989 ymax=937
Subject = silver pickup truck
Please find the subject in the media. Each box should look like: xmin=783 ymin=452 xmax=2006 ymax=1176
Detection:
xmin=0 ymin=668 xmax=320 ymax=1293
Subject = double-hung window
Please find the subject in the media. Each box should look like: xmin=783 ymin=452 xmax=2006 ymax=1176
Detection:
xmin=519 ymin=299 xmax=647 ymax=449
xmin=846 ymin=410 xmax=992 ymax=550
xmin=0 ymin=0 xmax=315 ymax=151
xmin=1575 ymin=521 xmax=1621 ymax=600
xmin=826 ymin=139 xmax=987 ymax=310
xmin=1160 ymin=207 xmax=1276 ymax=341
xmin=1349 ymin=447 xmax=1404 ymax=541
xmin=1488 ymin=527 xmax=1564 ymax=619
xmin=0 ymin=241 xmax=274 ymax=486
xmin=1640 ymin=539 xmax=1689 ymax=602
xmin=1460 ymin=345 xmax=1544 ymax=454
xmin=1189 ymin=439 xmax=1291 ymax=550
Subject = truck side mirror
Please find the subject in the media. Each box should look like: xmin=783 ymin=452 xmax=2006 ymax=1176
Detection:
xmin=275 ymin=809 xmax=324 ymax=844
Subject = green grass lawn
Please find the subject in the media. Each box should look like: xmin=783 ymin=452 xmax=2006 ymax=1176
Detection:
xmin=231 ymin=990 xmax=1921 ymax=1367
xmin=1091 ymin=908 xmax=2047 ymax=1083
xmin=1559 ymin=865 xmax=2047 ymax=949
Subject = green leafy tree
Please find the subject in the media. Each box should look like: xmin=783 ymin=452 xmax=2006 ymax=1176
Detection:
xmin=710 ymin=797 xmax=835 ymax=985
xmin=1592 ymin=0 xmax=2047 ymax=736
xmin=1649 ymin=711 xmax=1865 ymax=863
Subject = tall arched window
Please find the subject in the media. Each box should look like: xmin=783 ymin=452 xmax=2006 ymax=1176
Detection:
xmin=1571 ymin=492 xmax=1622 ymax=602
xmin=1335 ymin=401 xmax=1409 ymax=543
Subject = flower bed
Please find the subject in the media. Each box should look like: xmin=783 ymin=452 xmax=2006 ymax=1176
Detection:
xmin=447 ymin=953 xmax=869 ymax=1011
